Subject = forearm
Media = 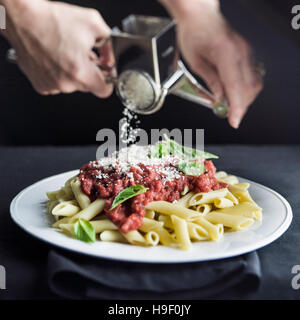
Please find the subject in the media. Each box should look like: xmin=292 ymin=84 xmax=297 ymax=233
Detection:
xmin=0 ymin=0 xmax=44 ymax=40
xmin=159 ymin=0 xmax=220 ymax=20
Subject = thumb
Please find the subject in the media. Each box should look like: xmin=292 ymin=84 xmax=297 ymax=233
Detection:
xmin=83 ymin=60 xmax=114 ymax=98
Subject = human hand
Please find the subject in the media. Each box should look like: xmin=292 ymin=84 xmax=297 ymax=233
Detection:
xmin=161 ymin=0 xmax=264 ymax=128
xmin=1 ymin=0 xmax=114 ymax=97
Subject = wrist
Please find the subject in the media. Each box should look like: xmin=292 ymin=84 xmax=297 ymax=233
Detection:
xmin=0 ymin=0 xmax=47 ymax=41
xmin=159 ymin=0 xmax=220 ymax=20
xmin=1 ymin=0 xmax=36 ymax=16
xmin=159 ymin=0 xmax=194 ymax=20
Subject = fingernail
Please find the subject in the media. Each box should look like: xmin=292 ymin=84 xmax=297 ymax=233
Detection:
xmin=230 ymin=118 xmax=240 ymax=129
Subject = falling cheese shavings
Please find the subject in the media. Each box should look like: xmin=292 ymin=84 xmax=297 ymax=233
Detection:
xmin=119 ymin=108 xmax=141 ymax=145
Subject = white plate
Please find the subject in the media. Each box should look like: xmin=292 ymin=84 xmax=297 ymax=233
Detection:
xmin=10 ymin=170 xmax=292 ymax=263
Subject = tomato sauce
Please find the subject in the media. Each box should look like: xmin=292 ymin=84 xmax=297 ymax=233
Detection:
xmin=79 ymin=159 xmax=226 ymax=233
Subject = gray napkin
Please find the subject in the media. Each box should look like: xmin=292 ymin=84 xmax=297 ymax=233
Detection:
xmin=47 ymin=249 xmax=261 ymax=299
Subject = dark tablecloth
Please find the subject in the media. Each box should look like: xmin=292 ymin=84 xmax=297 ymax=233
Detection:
xmin=0 ymin=145 xmax=299 ymax=299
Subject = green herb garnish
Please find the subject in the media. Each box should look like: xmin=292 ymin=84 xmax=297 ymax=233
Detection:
xmin=73 ymin=219 xmax=96 ymax=243
xmin=110 ymin=185 xmax=148 ymax=210
xmin=177 ymin=161 xmax=205 ymax=176
xmin=150 ymin=134 xmax=218 ymax=160
xmin=150 ymin=142 xmax=171 ymax=158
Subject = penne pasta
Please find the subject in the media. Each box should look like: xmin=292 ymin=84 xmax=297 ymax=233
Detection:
xmin=206 ymin=211 xmax=254 ymax=231
xmin=234 ymin=190 xmax=261 ymax=209
xmin=100 ymin=230 xmax=127 ymax=243
xmin=194 ymin=204 xmax=212 ymax=215
xmin=213 ymin=201 xmax=262 ymax=221
xmin=228 ymin=183 xmax=250 ymax=194
xmin=64 ymin=175 xmax=78 ymax=187
xmin=187 ymin=222 xmax=209 ymax=241
xmin=121 ymin=230 xmax=147 ymax=246
xmin=53 ymin=199 xmax=105 ymax=228
xmin=189 ymin=188 xmax=228 ymax=206
xmin=59 ymin=223 xmax=74 ymax=235
xmin=181 ymin=185 xmax=190 ymax=196
xmin=59 ymin=219 xmax=118 ymax=237
xmin=56 ymin=186 xmax=74 ymax=202
xmin=91 ymin=219 xmax=118 ymax=233
xmin=146 ymin=201 xmax=199 ymax=220
xmin=145 ymin=231 xmax=160 ymax=246
xmin=152 ymin=225 xmax=180 ymax=248
xmin=52 ymin=200 xmax=80 ymax=217
xmin=217 ymin=175 xmax=239 ymax=185
xmin=214 ymin=198 xmax=234 ymax=209
xmin=225 ymin=190 xmax=239 ymax=205
xmin=190 ymin=216 xmax=223 ymax=241
xmin=139 ymin=217 xmax=164 ymax=233
xmin=176 ymin=191 xmax=194 ymax=207
xmin=47 ymin=200 xmax=59 ymax=214
xmin=145 ymin=209 xmax=156 ymax=219
xmin=214 ymin=171 xmax=228 ymax=179
xmin=171 ymin=215 xmax=191 ymax=250
xmin=158 ymin=215 xmax=173 ymax=229
xmin=46 ymin=190 xmax=59 ymax=201
xmin=70 ymin=178 xmax=91 ymax=209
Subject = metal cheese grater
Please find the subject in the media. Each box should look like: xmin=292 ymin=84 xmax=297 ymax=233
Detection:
xmin=6 ymin=14 xmax=228 ymax=117
xmin=109 ymin=15 xmax=228 ymax=117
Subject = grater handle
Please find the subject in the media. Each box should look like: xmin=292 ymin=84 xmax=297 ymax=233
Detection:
xmin=171 ymin=60 xmax=229 ymax=118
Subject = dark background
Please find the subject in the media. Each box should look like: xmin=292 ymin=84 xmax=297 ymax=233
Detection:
xmin=0 ymin=0 xmax=299 ymax=145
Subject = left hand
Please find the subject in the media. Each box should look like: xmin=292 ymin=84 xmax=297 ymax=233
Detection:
xmin=161 ymin=0 xmax=264 ymax=128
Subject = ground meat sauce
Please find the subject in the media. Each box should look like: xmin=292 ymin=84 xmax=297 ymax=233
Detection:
xmin=79 ymin=146 xmax=227 ymax=233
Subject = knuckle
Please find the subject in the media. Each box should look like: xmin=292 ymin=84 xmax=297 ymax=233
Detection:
xmin=87 ymin=9 xmax=102 ymax=26
xmin=99 ymin=90 xmax=112 ymax=99
xmin=57 ymin=81 xmax=76 ymax=94
xmin=39 ymin=91 xmax=49 ymax=96
xmin=64 ymin=58 xmax=83 ymax=81
xmin=67 ymin=61 xmax=81 ymax=79
xmin=95 ymin=85 xmax=113 ymax=98
xmin=189 ymin=58 xmax=204 ymax=75
xmin=34 ymin=85 xmax=48 ymax=96
xmin=253 ymin=78 xmax=264 ymax=93
xmin=223 ymin=38 xmax=243 ymax=61
xmin=248 ymin=73 xmax=264 ymax=94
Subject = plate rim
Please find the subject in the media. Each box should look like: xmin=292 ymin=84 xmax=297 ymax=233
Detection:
xmin=10 ymin=170 xmax=293 ymax=264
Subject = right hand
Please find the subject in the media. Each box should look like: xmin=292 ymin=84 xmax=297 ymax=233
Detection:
xmin=2 ymin=0 xmax=114 ymax=97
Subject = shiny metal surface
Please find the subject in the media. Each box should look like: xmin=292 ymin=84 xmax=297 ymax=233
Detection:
xmin=112 ymin=15 xmax=228 ymax=117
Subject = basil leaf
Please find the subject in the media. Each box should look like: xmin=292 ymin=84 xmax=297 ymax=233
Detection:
xmin=110 ymin=185 xmax=148 ymax=210
xmin=150 ymin=136 xmax=218 ymax=160
xmin=177 ymin=161 xmax=205 ymax=176
xmin=163 ymin=134 xmax=218 ymax=160
xmin=149 ymin=142 xmax=170 ymax=158
xmin=73 ymin=219 xmax=96 ymax=243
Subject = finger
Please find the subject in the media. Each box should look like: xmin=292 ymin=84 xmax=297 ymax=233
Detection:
xmin=97 ymin=39 xmax=117 ymax=81
xmin=215 ymin=45 xmax=249 ymax=129
xmin=190 ymin=57 xmax=225 ymax=101
xmin=81 ymin=60 xmax=113 ymax=98
xmin=88 ymin=10 xmax=111 ymax=38
xmin=238 ymin=37 xmax=264 ymax=96
xmin=98 ymin=39 xmax=115 ymax=67
xmin=49 ymin=89 xmax=60 ymax=95
xmin=31 ymin=78 xmax=56 ymax=96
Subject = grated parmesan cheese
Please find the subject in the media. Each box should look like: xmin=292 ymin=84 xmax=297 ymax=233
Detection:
xmin=91 ymin=144 xmax=182 ymax=183
xmin=119 ymin=108 xmax=141 ymax=144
